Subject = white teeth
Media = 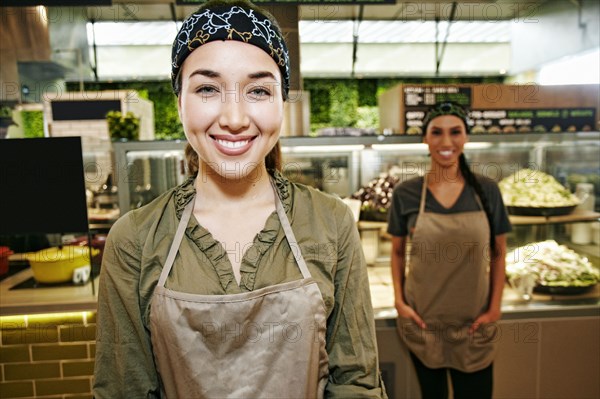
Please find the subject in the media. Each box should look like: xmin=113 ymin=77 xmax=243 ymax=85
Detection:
xmin=216 ymin=139 xmax=250 ymax=149
xmin=439 ymin=150 xmax=453 ymax=156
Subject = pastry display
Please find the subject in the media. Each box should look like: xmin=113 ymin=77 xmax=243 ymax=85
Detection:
xmin=471 ymin=125 xmax=486 ymax=134
xmin=406 ymin=126 xmax=423 ymax=135
xmin=517 ymin=125 xmax=532 ymax=133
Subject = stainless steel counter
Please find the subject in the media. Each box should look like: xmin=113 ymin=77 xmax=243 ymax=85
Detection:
xmin=1 ymin=263 xmax=598 ymax=322
xmin=367 ymin=264 xmax=600 ymax=327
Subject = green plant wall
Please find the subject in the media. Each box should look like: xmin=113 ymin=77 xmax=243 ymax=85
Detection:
xmin=21 ymin=111 xmax=44 ymax=138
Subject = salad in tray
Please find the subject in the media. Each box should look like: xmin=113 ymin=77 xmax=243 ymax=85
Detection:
xmin=506 ymin=240 xmax=599 ymax=288
xmin=499 ymin=168 xmax=580 ymax=208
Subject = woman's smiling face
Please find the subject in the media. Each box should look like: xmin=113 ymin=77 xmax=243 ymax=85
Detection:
xmin=423 ymin=114 xmax=468 ymax=168
xmin=178 ymin=40 xmax=284 ymax=182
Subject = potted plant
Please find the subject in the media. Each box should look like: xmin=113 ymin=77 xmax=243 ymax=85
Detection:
xmin=106 ymin=110 xmax=140 ymax=141
xmin=0 ymin=105 xmax=17 ymax=139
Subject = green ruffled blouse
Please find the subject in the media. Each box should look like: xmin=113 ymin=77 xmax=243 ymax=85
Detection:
xmin=93 ymin=171 xmax=387 ymax=399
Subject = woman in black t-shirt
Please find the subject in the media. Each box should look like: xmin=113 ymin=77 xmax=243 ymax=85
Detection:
xmin=388 ymin=102 xmax=511 ymax=399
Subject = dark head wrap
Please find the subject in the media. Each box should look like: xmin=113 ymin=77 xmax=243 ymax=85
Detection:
xmin=422 ymin=102 xmax=470 ymax=134
xmin=171 ymin=4 xmax=290 ymax=97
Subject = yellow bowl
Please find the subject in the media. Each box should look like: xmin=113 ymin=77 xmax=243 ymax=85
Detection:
xmin=25 ymin=246 xmax=99 ymax=283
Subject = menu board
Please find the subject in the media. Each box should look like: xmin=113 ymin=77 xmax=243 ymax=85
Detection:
xmin=402 ymin=84 xmax=596 ymax=135
xmin=403 ymin=86 xmax=472 ymax=135
xmin=468 ymin=108 xmax=596 ymax=134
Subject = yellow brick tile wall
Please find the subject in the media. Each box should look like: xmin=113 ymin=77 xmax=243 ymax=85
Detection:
xmin=0 ymin=312 xmax=96 ymax=399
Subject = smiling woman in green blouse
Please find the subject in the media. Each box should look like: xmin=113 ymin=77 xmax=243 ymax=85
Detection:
xmin=92 ymin=1 xmax=387 ymax=398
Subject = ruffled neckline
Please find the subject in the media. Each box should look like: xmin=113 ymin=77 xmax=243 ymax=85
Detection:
xmin=172 ymin=170 xmax=292 ymax=292
xmin=173 ymin=169 xmax=291 ymax=218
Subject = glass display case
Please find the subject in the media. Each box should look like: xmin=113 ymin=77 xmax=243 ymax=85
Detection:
xmin=112 ymin=131 xmax=600 ymax=214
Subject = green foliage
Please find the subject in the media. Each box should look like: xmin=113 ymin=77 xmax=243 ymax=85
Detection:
xmin=21 ymin=111 xmax=44 ymax=138
xmin=357 ymin=79 xmax=378 ymax=107
xmin=150 ymin=84 xmax=184 ymax=140
xmin=303 ymin=80 xmax=332 ymax=125
xmin=355 ymin=106 xmax=379 ymax=129
xmin=329 ymin=81 xmax=359 ymax=127
xmin=106 ymin=111 xmax=140 ymax=140
xmin=0 ymin=105 xmax=12 ymax=118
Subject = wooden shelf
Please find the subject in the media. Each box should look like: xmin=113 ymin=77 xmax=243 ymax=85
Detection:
xmin=358 ymin=211 xmax=600 ymax=230
xmin=357 ymin=221 xmax=388 ymax=230
xmin=509 ymin=210 xmax=600 ymax=226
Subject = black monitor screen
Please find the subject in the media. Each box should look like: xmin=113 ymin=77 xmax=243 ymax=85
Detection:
xmin=0 ymin=137 xmax=89 ymax=234
xmin=51 ymin=100 xmax=121 ymax=121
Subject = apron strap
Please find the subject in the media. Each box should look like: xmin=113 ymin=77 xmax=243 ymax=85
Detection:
xmin=272 ymin=180 xmax=312 ymax=280
xmin=158 ymin=199 xmax=194 ymax=288
xmin=474 ymin=191 xmax=485 ymax=211
xmin=419 ymin=174 xmax=428 ymax=214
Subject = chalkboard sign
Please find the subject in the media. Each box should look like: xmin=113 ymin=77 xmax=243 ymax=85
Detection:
xmin=51 ymin=100 xmax=121 ymax=121
xmin=469 ymin=108 xmax=596 ymax=134
xmin=0 ymin=137 xmax=89 ymax=234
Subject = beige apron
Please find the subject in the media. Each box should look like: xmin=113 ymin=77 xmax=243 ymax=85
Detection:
xmin=150 ymin=184 xmax=329 ymax=398
xmin=397 ymin=174 xmax=497 ymax=372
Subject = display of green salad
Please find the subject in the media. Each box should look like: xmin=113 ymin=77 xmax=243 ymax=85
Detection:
xmin=499 ymin=168 xmax=580 ymax=208
xmin=506 ymin=240 xmax=600 ymax=287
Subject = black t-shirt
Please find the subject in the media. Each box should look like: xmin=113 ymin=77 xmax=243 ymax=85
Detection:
xmin=387 ymin=175 xmax=512 ymax=238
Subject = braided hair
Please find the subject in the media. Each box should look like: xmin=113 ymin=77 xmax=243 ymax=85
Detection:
xmin=422 ymin=102 xmax=497 ymax=255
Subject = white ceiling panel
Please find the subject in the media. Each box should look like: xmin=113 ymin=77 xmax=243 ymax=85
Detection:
xmin=86 ymin=18 xmax=511 ymax=79
xmin=95 ymin=45 xmax=171 ymax=80
xmin=299 ymin=43 xmax=354 ymax=76
xmin=299 ymin=20 xmax=511 ymax=43
xmin=298 ymin=42 xmax=511 ymax=77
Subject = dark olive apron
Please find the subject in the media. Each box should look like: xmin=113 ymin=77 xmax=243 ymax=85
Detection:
xmin=397 ymin=174 xmax=497 ymax=372
xmin=150 ymin=183 xmax=329 ymax=398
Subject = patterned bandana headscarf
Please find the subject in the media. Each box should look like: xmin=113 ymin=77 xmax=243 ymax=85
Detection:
xmin=422 ymin=102 xmax=470 ymax=134
xmin=171 ymin=5 xmax=290 ymax=97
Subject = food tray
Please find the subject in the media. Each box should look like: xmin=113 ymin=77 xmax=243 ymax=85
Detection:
xmin=533 ymin=283 xmax=596 ymax=295
xmin=507 ymin=205 xmax=577 ymax=217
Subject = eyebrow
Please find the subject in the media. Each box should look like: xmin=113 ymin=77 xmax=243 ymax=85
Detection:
xmin=189 ymin=69 xmax=220 ymax=79
xmin=431 ymin=125 xmax=463 ymax=130
xmin=248 ymin=71 xmax=278 ymax=81
xmin=188 ymin=69 xmax=277 ymax=81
